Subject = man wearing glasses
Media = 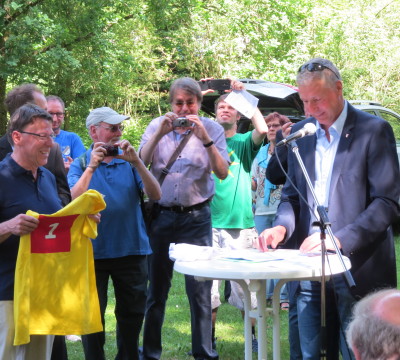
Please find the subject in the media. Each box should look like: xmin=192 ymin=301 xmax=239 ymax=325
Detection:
xmin=0 ymin=104 xmax=62 ymax=359
xmin=0 ymin=84 xmax=71 ymax=207
xmin=68 ymin=107 xmax=161 ymax=360
xmin=255 ymin=58 xmax=399 ymax=359
xmin=139 ymin=77 xmax=229 ymax=360
xmin=46 ymin=96 xmax=86 ymax=172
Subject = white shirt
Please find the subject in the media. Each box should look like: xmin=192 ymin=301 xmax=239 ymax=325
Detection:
xmin=314 ymin=101 xmax=347 ymax=209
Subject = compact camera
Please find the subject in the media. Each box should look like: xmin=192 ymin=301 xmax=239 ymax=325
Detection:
xmin=103 ymin=144 xmax=119 ymax=157
xmin=172 ymin=117 xmax=190 ymax=128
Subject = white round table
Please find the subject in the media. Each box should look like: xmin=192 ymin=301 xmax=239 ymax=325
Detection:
xmin=174 ymin=249 xmax=351 ymax=360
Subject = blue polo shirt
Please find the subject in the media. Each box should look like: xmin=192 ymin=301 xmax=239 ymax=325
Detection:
xmin=0 ymin=154 xmax=62 ymax=300
xmin=67 ymin=148 xmax=151 ymax=259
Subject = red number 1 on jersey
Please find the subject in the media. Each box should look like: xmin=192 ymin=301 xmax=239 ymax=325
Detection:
xmin=30 ymin=214 xmax=79 ymax=253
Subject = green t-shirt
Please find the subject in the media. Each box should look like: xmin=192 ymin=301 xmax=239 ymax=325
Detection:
xmin=211 ymin=132 xmax=260 ymax=229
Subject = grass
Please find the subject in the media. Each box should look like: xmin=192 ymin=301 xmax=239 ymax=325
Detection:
xmin=67 ymin=237 xmax=400 ymax=359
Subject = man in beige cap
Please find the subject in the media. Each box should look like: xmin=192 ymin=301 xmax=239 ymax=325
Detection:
xmin=346 ymin=289 xmax=400 ymax=360
xmin=68 ymin=107 xmax=161 ymax=360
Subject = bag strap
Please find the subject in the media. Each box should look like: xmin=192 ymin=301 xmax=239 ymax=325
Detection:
xmin=78 ymin=151 xmax=88 ymax=171
xmin=158 ymin=131 xmax=193 ymax=186
xmin=132 ymin=165 xmax=146 ymax=206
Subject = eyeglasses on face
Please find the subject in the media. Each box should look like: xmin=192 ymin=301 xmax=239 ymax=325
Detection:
xmin=267 ymin=123 xmax=281 ymax=129
xmin=298 ymin=63 xmax=340 ymax=79
xmin=96 ymin=124 xmax=125 ymax=132
xmin=19 ymin=131 xmax=55 ymax=141
xmin=48 ymin=112 xmax=65 ymax=118
xmin=173 ymin=100 xmax=197 ymax=107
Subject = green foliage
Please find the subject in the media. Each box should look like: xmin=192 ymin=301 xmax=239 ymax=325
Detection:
xmin=0 ymin=0 xmax=399 ymax=138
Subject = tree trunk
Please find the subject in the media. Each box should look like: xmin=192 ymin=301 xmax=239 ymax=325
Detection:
xmin=0 ymin=76 xmax=8 ymax=136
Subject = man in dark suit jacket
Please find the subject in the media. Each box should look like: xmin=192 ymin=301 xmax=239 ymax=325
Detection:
xmin=0 ymin=84 xmax=71 ymax=206
xmin=256 ymin=58 xmax=400 ymax=359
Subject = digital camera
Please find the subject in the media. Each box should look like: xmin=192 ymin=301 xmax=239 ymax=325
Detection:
xmin=172 ymin=117 xmax=190 ymax=127
xmin=103 ymin=144 xmax=119 ymax=157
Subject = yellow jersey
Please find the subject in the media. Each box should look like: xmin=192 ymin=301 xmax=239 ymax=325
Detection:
xmin=14 ymin=190 xmax=106 ymax=345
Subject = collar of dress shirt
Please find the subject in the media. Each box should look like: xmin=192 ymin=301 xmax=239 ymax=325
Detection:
xmin=315 ymin=100 xmax=348 ymax=140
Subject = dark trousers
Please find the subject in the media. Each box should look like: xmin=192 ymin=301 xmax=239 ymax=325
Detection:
xmin=51 ymin=335 xmax=68 ymax=360
xmin=142 ymin=206 xmax=218 ymax=360
xmin=82 ymin=255 xmax=148 ymax=360
xmin=287 ymin=281 xmax=302 ymax=360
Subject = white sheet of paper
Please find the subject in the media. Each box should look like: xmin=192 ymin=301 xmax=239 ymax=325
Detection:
xmin=225 ymin=89 xmax=259 ymax=119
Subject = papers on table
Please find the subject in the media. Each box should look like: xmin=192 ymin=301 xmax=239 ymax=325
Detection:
xmin=219 ymin=249 xmax=284 ymax=263
xmin=169 ymin=243 xmax=217 ymax=262
xmin=169 ymin=243 xmax=287 ymax=263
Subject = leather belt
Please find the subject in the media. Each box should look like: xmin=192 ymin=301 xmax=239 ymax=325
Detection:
xmin=159 ymin=200 xmax=209 ymax=213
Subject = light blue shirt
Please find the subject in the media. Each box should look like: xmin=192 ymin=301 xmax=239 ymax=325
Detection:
xmin=55 ymin=130 xmax=86 ymax=162
xmin=314 ymin=101 xmax=348 ymax=210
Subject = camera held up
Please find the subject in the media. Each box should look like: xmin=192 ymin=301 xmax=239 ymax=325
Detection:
xmin=103 ymin=144 xmax=119 ymax=157
xmin=172 ymin=117 xmax=191 ymax=128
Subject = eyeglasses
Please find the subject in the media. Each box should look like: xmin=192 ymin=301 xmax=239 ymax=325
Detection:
xmin=96 ymin=124 xmax=124 ymax=132
xmin=19 ymin=131 xmax=55 ymax=141
xmin=173 ymin=100 xmax=197 ymax=107
xmin=267 ymin=123 xmax=281 ymax=129
xmin=298 ymin=63 xmax=340 ymax=79
xmin=48 ymin=112 xmax=65 ymax=118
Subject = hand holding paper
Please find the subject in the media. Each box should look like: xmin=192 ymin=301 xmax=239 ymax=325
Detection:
xmin=225 ymin=89 xmax=259 ymax=119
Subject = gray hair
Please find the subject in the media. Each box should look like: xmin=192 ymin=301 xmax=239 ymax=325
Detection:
xmin=297 ymin=58 xmax=342 ymax=87
xmin=169 ymin=77 xmax=203 ymax=104
xmin=346 ymin=289 xmax=400 ymax=360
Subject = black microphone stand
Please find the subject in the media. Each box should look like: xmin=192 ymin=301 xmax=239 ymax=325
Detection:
xmin=287 ymin=140 xmax=355 ymax=359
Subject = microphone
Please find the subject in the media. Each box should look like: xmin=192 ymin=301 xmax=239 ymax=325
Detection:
xmin=276 ymin=122 xmax=317 ymax=147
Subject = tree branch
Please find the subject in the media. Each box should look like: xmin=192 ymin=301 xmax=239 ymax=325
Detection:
xmin=4 ymin=0 xmax=45 ymax=27
xmin=33 ymin=13 xmax=135 ymax=55
xmin=375 ymin=0 xmax=396 ymax=18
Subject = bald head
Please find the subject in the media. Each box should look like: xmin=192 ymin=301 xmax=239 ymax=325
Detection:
xmin=346 ymin=289 xmax=400 ymax=360
xmin=372 ymin=289 xmax=400 ymax=326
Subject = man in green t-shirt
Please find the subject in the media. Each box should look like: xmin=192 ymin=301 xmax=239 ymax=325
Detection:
xmin=210 ymin=86 xmax=268 ymax=352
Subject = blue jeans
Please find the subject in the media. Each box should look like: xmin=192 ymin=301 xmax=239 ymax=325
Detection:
xmin=82 ymin=255 xmax=148 ymax=360
xmin=142 ymin=205 xmax=218 ymax=360
xmin=267 ymin=279 xmax=288 ymax=302
xmin=254 ymin=215 xmax=288 ymax=302
xmin=254 ymin=214 xmax=275 ymax=234
xmin=297 ymin=275 xmax=356 ymax=360
xmin=288 ymin=282 xmax=302 ymax=360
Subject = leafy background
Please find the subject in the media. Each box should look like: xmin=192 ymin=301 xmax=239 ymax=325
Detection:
xmin=1 ymin=0 xmax=399 ymax=146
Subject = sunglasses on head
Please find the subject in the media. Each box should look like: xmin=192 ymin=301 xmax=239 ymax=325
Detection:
xmin=298 ymin=63 xmax=340 ymax=79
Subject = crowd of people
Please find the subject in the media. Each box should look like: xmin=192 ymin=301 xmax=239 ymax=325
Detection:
xmin=0 ymin=57 xmax=399 ymax=360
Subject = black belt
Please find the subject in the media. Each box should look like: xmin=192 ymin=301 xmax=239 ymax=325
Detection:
xmin=159 ymin=200 xmax=209 ymax=213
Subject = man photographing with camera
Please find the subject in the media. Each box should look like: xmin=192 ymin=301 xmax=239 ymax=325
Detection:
xmin=67 ymin=106 xmax=161 ymax=360
xmin=139 ymin=77 xmax=229 ymax=360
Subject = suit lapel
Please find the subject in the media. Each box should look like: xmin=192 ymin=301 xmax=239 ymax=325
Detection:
xmin=299 ymin=120 xmax=317 ymax=208
xmin=329 ymin=105 xmax=356 ymax=205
